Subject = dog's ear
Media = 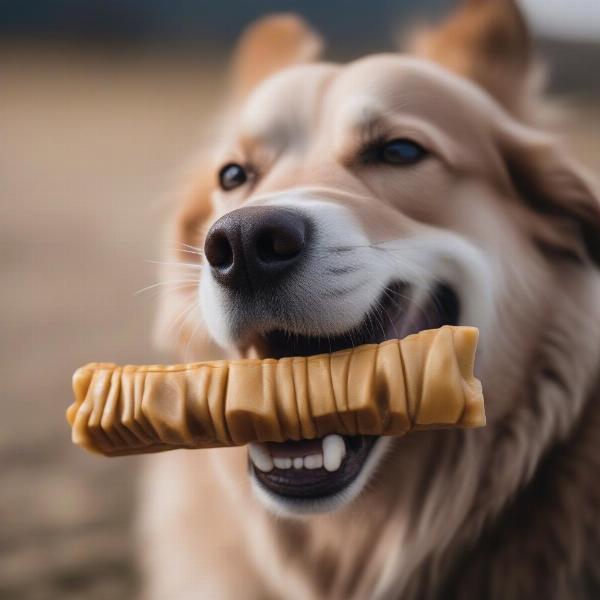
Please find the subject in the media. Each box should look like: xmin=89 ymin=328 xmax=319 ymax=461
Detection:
xmin=407 ymin=0 xmax=534 ymax=115
xmin=500 ymin=124 xmax=600 ymax=266
xmin=229 ymin=13 xmax=323 ymax=101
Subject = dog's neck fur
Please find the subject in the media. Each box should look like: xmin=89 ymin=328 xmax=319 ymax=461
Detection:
xmin=435 ymin=386 xmax=600 ymax=600
xmin=243 ymin=263 xmax=600 ymax=600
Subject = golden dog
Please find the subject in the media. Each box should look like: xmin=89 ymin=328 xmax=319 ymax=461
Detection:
xmin=140 ymin=1 xmax=600 ymax=597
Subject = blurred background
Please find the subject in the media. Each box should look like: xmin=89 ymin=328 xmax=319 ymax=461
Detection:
xmin=1 ymin=1 xmax=599 ymax=598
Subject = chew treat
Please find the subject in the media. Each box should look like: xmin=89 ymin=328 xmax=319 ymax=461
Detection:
xmin=67 ymin=325 xmax=485 ymax=456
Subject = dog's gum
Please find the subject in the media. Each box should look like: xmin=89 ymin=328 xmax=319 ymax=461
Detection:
xmin=67 ymin=325 xmax=486 ymax=456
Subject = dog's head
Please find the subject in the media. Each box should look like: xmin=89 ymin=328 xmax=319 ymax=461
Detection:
xmin=161 ymin=2 xmax=600 ymax=517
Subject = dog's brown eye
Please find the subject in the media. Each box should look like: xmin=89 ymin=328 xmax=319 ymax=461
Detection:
xmin=380 ymin=139 xmax=427 ymax=165
xmin=218 ymin=163 xmax=247 ymax=191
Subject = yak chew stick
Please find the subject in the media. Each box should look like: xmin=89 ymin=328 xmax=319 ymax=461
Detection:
xmin=67 ymin=325 xmax=485 ymax=457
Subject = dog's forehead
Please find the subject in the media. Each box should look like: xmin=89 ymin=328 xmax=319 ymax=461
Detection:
xmin=332 ymin=57 xmax=507 ymax=154
xmin=240 ymin=54 xmax=497 ymax=144
xmin=240 ymin=63 xmax=339 ymax=144
xmin=330 ymin=55 xmax=492 ymax=108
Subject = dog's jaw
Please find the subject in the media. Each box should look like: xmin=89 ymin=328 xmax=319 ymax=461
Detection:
xmin=198 ymin=192 xmax=495 ymax=516
xmin=249 ymin=437 xmax=394 ymax=516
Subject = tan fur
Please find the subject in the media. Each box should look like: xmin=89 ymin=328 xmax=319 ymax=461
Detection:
xmin=407 ymin=0 xmax=533 ymax=115
xmin=140 ymin=4 xmax=600 ymax=598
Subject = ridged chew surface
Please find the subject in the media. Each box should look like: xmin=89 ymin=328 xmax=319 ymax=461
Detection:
xmin=67 ymin=326 xmax=485 ymax=456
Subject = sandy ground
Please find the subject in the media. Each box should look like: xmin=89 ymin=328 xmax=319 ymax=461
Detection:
xmin=0 ymin=46 xmax=222 ymax=599
xmin=1 ymin=45 xmax=599 ymax=599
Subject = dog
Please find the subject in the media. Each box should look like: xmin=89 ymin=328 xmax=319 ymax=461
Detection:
xmin=139 ymin=1 xmax=600 ymax=598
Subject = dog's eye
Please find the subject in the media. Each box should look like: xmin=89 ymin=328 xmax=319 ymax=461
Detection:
xmin=218 ymin=163 xmax=248 ymax=191
xmin=379 ymin=139 xmax=427 ymax=165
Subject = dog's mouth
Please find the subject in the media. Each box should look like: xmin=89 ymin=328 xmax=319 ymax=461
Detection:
xmin=247 ymin=282 xmax=460 ymax=510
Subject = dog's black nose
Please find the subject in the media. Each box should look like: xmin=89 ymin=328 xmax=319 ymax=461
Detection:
xmin=204 ymin=207 xmax=308 ymax=290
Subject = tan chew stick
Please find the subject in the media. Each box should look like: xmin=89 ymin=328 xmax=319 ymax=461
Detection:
xmin=67 ymin=325 xmax=485 ymax=456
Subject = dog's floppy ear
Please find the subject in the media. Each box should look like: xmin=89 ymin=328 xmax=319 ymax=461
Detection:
xmin=500 ymin=124 xmax=600 ymax=266
xmin=229 ymin=13 xmax=323 ymax=101
xmin=407 ymin=0 xmax=533 ymax=115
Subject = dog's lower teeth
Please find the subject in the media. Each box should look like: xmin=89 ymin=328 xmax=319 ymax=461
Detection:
xmin=304 ymin=454 xmax=323 ymax=469
xmin=273 ymin=457 xmax=293 ymax=469
xmin=249 ymin=436 xmax=347 ymax=473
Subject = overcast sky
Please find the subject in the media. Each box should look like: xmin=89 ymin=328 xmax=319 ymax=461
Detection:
xmin=518 ymin=0 xmax=600 ymax=42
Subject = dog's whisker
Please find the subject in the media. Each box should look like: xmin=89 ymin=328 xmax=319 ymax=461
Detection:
xmin=175 ymin=306 xmax=202 ymax=350
xmin=134 ymin=279 xmax=200 ymax=295
xmin=145 ymin=259 xmax=203 ymax=269
xmin=383 ymin=286 xmax=408 ymax=338
xmin=166 ymin=301 xmax=197 ymax=336
xmin=141 ymin=285 xmax=198 ymax=302
xmin=372 ymin=298 xmax=389 ymax=339
xmin=182 ymin=320 xmax=200 ymax=362
xmin=174 ymin=248 xmax=205 ymax=258
xmin=379 ymin=286 xmax=432 ymax=333
xmin=183 ymin=317 xmax=210 ymax=362
xmin=365 ymin=310 xmax=378 ymax=341
xmin=177 ymin=242 xmax=205 ymax=255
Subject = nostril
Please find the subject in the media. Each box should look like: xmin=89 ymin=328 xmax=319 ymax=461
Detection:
xmin=204 ymin=208 xmax=309 ymax=290
xmin=204 ymin=230 xmax=234 ymax=269
xmin=256 ymin=225 xmax=305 ymax=263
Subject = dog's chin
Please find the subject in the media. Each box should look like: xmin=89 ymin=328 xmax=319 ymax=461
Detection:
xmin=241 ymin=282 xmax=461 ymax=516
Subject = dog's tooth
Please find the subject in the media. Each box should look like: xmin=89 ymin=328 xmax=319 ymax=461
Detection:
xmin=304 ymin=454 xmax=323 ymax=470
xmin=248 ymin=442 xmax=273 ymax=472
xmin=293 ymin=457 xmax=304 ymax=469
xmin=323 ymin=434 xmax=346 ymax=472
xmin=274 ymin=457 xmax=292 ymax=469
